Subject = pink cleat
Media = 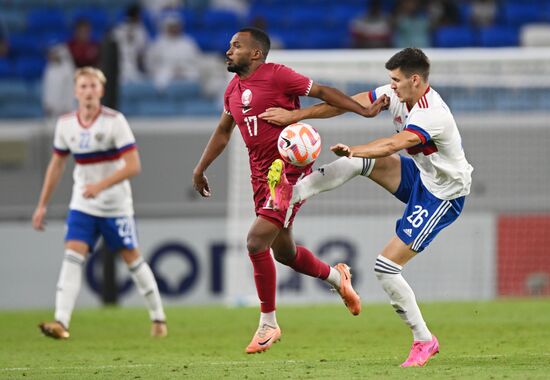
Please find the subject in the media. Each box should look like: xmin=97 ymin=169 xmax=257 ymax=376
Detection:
xmin=400 ymin=335 xmax=439 ymax=367
xmin=267 ymin=159 xmax=293 ymax=216
xmin=245 ymin=324 xmax=282 ymax=354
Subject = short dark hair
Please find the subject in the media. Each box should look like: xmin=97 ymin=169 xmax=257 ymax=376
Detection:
xmin=385 ymin=48 xmax=430 ymax=80
xmin=239 ymin=27 xmax=271 ymax=59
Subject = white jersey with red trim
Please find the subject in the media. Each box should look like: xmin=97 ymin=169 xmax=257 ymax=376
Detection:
xmin=53 ymin=107 xmax=137 ymax=217
xmin=369 ymin=84 xmax=473 ymax=200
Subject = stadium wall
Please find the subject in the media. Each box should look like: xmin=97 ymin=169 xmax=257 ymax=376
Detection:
xmin=0 ymin=213 xmax=494 ymax=309
xmin=0 ymin=113 xmax=548 ymax=308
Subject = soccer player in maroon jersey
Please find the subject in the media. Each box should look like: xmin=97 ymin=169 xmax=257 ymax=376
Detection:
xmin=193 ymin=27 xmax=388 ymax=354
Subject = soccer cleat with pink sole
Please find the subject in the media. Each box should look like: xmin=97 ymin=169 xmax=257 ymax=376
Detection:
xmin=400 ymin=335 xmax=440 ymax=367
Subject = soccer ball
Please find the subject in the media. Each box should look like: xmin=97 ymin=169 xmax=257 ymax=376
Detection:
xmin=277 ymin=122 xmax=322 ymax=167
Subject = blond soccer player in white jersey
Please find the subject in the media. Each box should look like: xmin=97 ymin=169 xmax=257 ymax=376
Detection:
xmin=32 ymin=67 xmax=167 ymax=339
xmin=260 ymin=48 xmax=473 ymax=367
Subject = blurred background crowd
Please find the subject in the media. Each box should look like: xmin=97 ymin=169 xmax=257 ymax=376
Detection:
xmin=0 ymin=0 xmax=549 ymax=119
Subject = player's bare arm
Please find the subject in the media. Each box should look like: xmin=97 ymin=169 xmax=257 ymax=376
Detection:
xmin=32 ymin=153 xmax=68 ymax=231
xmin=82 ymin=149 xmax=141 ymax=199
xmin=331 ymin=130 xmax=421 ymax=159
xmin=193 ymin=112 xmax=236 ymax=197
xmin=259 ymin=90 xmax=389 ymax=126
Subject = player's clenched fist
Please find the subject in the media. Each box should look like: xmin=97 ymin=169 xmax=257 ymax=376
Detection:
xmin=330 ymin=143 xmax=353 ymax=158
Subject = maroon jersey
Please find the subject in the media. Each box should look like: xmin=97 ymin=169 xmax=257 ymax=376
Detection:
xmin=224 ymin=62 xmax=313 ymax=181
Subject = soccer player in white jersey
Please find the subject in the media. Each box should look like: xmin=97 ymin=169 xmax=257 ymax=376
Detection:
xmin=32 ymin=67 xmax=167 ymax=339
xmin=260 ymin=48 xmax=473 ymax=367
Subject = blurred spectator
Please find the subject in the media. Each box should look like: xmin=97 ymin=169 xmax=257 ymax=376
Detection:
xmin=141 ymin=0 xmax=183 ymax=23
xmin=113 ymin=4 xmax=149 ymax=83
xmin=68 ymin=19 xmax=101 ymax=67
xmin=349 ymin=0 xmax=392 ymax=49
xmin=42 ymin=44 xmax=75 ymax=117
xmin=0 ymin=36 xmax=8 ymax=58
xmin=470 ymin=0 xmax=497 ymax=27
xmin=145 ymin=14 xmax=202 ymax=90
xmin=429 ymin=0 xmax=460 ymax=28
xmin=392 ymin=0 xmax=431 ymax=48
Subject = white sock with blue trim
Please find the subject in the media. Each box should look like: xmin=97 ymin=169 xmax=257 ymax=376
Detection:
xmin=55 ymin=249 xmax=85 ymax=328
xmin=292 ymin=157 xmax=375 ymax=203
xmin=129 ymin=258 xmax=166 ymax=322
xmin=374 ymin=255 xmax=432 ymax=342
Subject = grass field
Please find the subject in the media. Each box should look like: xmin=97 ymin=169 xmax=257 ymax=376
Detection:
xmin=1 ymin=299 xmax=550 ymax=379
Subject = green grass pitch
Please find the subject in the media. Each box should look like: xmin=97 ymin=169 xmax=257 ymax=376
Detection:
xmin=1 ymin=299 xmax=549 ymax=379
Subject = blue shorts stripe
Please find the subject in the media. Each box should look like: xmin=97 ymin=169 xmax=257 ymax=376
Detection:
xmin=411 ymin=200 xmax=449 ymax=251
xmin=412 ymin=201 xmax=452 ymax=251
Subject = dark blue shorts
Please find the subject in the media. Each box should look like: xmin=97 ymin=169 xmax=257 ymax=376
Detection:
xmin=393 ymin=156 xmax=465 ymax=252
xmin=65 ymin=209 xmax=139 ymax=252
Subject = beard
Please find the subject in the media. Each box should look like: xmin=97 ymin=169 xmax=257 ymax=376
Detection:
xmin=227 ymin=62 xmax=249 ymax=75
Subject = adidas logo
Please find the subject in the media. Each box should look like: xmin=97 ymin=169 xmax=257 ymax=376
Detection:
xmin=403 ymin=228 xmax=412 ymax=237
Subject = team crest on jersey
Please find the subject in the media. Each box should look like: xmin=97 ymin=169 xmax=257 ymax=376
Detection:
xmin=241 ymin=89 xmax=252 ymax=106
xmin=241 ymin=89 xmax=253 ymax=113
xmin=94 ymin=132 xmax=105 ymax=142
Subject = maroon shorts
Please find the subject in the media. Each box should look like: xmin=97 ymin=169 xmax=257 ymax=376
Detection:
xmin=252 ymin=169 xmax=309 ymax=229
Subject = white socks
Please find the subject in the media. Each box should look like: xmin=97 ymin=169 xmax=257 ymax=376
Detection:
xmin=129 ymin=258 xmax=166 ymax=322
xmin=55 ymin=249 xmax=85 ymax=328
xmin=325 ymin=266 xmax=342 ymax=290
xmin=374 ymin=255 xmax=432 ymax=342
xmin=260 ymin=311 xmax=278 ymax=327
xmin=292 ymin=157 xmax=375 ymax=203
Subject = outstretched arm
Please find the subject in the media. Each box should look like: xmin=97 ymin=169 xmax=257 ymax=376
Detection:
xmin=32 ymin=153 xmax=68 ymax=231
xmin=193 ymin=112 xmax=236 ymax=197
xmin=331 ymin=130 xmax=422 ymax=159
xmin=260 ymin=89 xmax=388 ymax=126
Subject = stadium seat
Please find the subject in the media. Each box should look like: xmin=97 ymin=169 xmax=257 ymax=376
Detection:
xmin=479 ymin=26 xmax=519 ymax=47
xmin=0 ymin=101 xmax=43 ymax=118
xmin=8 ymin=33 xmax=43 ymax=58
xmin=327 ymin=4 xmax=365 ymax=26
xmin=286 ymin=6 xmax=331 ymax=28
xmin=181 ymin=9 xmax=200 ymax=31
xmin=14 ymin=57 xmax=46 ymax=80
xmin=26 ymin=8 xmax=67 ymax=34
xmin=1 ymin=9 xmax=27 ymax=32
xmin=133 ymin=100 xmax=181 ymax=117
xmin=191 ymin=30 xmax=233 ymax=52
xmin=457 ymin=2 xmax=472 ymax=24
xmin=120 ymin=80 xmax=157 ymax=102
xmin=181 ymin=98 xmax=219 ymax=116
xmin=201 ymin=10 xmax=242 ymax=30
xmin=495 ymin=90 xmax=536 ymax=111
xmin=163 ymin=80 xmax=201 ymax=99
xmin=434 ymin=26 xmax=477 ymax=48
xmin=0 ymin=79 xmax=28 ymax=100
xmin=500 ymin=2 xmax=541 ymax=26
xmin=0 ymin=60 xmax=13 ymax=78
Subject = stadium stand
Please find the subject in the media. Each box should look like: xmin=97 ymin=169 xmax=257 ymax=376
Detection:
xmin=0 ymin=0 xmax=549 ymax=118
